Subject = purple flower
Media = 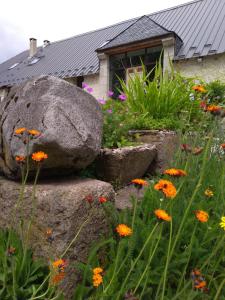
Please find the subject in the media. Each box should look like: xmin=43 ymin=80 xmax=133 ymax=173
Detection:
xmin=118 ymin=93 xmax=127 ymax=101
xmin=82 ymin=82 xmax=89 ymax=89
xmin=106 ymin=109 xmax=113 ymax=114
xmin=97 ymin=98 xmax=106 ymax=105
xmin=107 ymin=90 xmax=114 ymax=97
xmin=87 ymin=87 xmax=93 ymax=93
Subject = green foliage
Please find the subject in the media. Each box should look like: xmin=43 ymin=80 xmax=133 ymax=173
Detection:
xmin=121 ymin=62 xmax=197 ymax=120
xmin=0 ymin=229 xmax=63 ymax=300
xmin=101 ymin=99 xmax=135 ymax=148
xmin=73 ymin=119 xmax=225 ymax=299
xmin=206 ymin=80 xmax=225 ymax=104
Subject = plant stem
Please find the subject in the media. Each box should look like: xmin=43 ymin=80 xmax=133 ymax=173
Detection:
xmin=115 ymin=223 xmax=159 ymax=300
xmin=161 ymin=218 xmax=173 ymax=300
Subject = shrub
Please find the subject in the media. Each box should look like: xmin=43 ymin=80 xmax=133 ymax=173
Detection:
xmin=120 ymin=62 xmax=199 ymax=121
xmin=101 ymin=99 xmax=134 ymax=148
xmin=206 ymin=80 xmax=225 ymax=104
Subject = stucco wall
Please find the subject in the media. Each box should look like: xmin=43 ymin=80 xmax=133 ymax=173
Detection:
xmin=174 ymin=53 xmax=225 ymax=82
xmin=84 ymin=74 xmax=102 ymax=99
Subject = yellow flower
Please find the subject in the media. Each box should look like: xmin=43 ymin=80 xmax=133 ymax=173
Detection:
xmin=154 ymin=179 xmax=177 ymax=198
xmin=194 ymin=210 xmax=209 ymax=223
xmin=93 ymin=273 xmax=103 ymax=287
xmin=154 ymin=209 xmax=171 ymax=222
xmin=164 ymin=168 xmax=187 ymax=177
xmin=219 ymin=216 xmax=225 ymax=230
xmin=93 ymin=267 xmax=103 ymax=275
xmin=116 ymin=224 xmax=132 ymax=237
xmin=28 ymin=129 xmax=41 ymax=137
xmin=204 ymin=188 xmax=213 ymax=197
xmin=32 ymin=151 xmax=48 ymax=162
xmin=15 ymin=127 xmax=26 ymax=135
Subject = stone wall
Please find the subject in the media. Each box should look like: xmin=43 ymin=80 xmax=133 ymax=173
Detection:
xmin=174 ymin=53 xmax=225 ymax=82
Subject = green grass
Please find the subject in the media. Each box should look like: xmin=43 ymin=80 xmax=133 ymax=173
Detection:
xmin=73 ymin=119 xmax=225 ymax=299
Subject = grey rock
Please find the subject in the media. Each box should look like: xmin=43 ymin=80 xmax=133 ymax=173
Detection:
xmin=0 ymin=176 xmax=115 ymax=298
xmin=0 ymin=75 xmax=103 ymax=179
xmin=95 ymin=144 xmax=157 ymax=186
xmin=115 ymin=184 xmax=146 ymax=210
xmin=130 ymin=130 xmax=179 ymax=174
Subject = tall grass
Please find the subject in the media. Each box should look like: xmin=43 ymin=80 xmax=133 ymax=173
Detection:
xmin=121 ymin=62 xmax=199 ymax=121
xmin=73 ymin=119 xmax=225 ymax=299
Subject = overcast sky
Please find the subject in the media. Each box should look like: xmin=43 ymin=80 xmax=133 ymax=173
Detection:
xmin=0 ymin=0 xmax=191 ymax=63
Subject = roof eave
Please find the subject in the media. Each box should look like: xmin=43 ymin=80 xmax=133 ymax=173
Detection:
xmin=96 ymin=32 xmax=177 ymax=54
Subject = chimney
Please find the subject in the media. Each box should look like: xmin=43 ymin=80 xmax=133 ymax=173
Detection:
xmin=43 ymin=40 xmax=50 ymax=47
xmin=29 ymin=38 xmax=37 ymax=57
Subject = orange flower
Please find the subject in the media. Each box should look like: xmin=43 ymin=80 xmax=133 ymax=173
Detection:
xmin=93 ymin=267 xmax=103 ymax=275
xmin=154 ymin=209 xmax=171 ymax=221
xmin=15 ymin=155 xmax=26 ymax=163
xmin=194 ymin=210 xmax=209 ymax=223
xmin=220 ymin=143 xmax=225 ymax=150
xmin=195 ymin=281 xmax=207 ymax=289
xmin=51 ymin=272 xmax=65 ymax=285
xmin=32 ymin=151 xmax=48 ymax=162
xmin=131 ymin=178 xmax=148 ymax=187
xmin=154 ymin=179 xmax=177 ymax=198
xmin=52 ymin=259 xmax=67 ymax=271
xmin=207 ymin=105 xmax=221 ymax=112
xmin=28 ymin=129 xmax=41 ymax=137
xmin=192 ymin=85 xmax=207 ymax=93
xmin=93 ymin=273 xmax=103 ymax=287
xmin=192 ymin=147 xmax=203 ymax=155
xmin=15 ymin=127 xmax=26 ymax=135
xmin=99 ymin=197 xmax=107 ymax=203
xmin=164 ymin=168 xmax=187 ymax=177
xmin=116 ymin=224 xmax=132 ymax=237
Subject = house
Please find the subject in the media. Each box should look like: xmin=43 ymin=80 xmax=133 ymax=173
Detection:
xmin=0 ymin=0 xmax=225 ymax=101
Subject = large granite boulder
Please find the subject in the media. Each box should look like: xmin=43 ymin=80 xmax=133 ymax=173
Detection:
xmin=0 ymin=176 xmax=115 ymax=298
xmin=0 ymin=75 xmax=103 ymax=179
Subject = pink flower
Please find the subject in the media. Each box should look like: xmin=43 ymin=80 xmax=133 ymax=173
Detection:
xmin=118 ymin=94 xmax=126 ymax=101
xmin=106 ymin=109 xmax=112 ymax=114
xmin=107 ymin=90 xmax=114 ymax=97
xmin=82 ymin=82 xmax=89 ymax=89
xmin=87 ymin=87 xmax=93 ymax=93
xmin=97 ymin=98 xmax=106 ymax=105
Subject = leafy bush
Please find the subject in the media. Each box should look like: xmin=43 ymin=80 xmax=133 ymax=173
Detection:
xmin=73 ymin=119 xmax=225 ymax=299
xmin=206 ymin=80 xmax=225 ymax=104
xmin=101 ymin=99 xmax=135 ymax=148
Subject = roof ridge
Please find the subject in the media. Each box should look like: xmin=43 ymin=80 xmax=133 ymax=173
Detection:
xmin=48 ymin=0 xmax=204 ymax=46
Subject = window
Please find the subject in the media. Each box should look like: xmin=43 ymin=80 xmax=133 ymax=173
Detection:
xmin=109 ymin=46 xmax=162 ymax=97
xmin=8 ymin=63 xmax=19 ymax=70
xmin=77 ymin=76 xmax=84 ymax=88
xmin=28 ymin=57 xmax=40 ymax=66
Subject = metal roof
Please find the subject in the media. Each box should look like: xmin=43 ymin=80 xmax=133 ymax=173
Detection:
xmin=0 ymin=0 xmax=225 ymax=87
xmin=98 ymin=15 xmax=175 ymax=51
